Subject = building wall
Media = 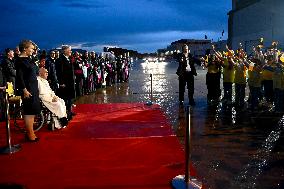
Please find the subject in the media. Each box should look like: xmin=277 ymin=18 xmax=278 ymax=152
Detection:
xmin=232 ymin=0 xmax=260 ymax=10
xmin=168 ymin=39 xmax=211 ymax=57
xmin=229 ymin=0 xmax=284 ymax=52
xmin=212 ymin=40 xmax=228 ymax=53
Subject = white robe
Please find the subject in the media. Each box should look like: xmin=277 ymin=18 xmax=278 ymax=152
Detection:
xmin=37 ymin=77 xmax=67 ymax=128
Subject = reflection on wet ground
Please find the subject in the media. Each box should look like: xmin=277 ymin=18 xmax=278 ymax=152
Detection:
xmin=76 ymin=61 xmax=284 ymax=189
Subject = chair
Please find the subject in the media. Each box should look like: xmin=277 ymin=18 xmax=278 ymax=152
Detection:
xmin=40 ymin=102 xmax=56 ymax=131
xmin=6 ymin=82 xmax=45 ymax=132
xmin=6 ymin=82 xmax=22 ymax=108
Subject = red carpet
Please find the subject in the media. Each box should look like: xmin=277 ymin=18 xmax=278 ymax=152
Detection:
xmin=0 ymin=103 xmax=200 ymax=189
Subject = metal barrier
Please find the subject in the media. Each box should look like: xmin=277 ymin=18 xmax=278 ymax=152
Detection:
xmin=172 ymin=106 xmax=202 ymax=189
xmin=145 ymin=73 xmax=153 ymax=105
xmin=0 ymin=89 xmax=21 ymax=154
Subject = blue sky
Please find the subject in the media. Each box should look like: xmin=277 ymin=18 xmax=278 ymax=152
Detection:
xmin=0 ymin=0 xmax=231 ymax=53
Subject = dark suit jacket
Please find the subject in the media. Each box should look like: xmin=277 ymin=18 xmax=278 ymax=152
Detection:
xmin=0 ymin=65 xmax=5 ymax=87
xmin=176 ymin=53 xmax=197 ymax=77
xmin=45 ymin=57 xmax=58 ymax=90
xmin=1 ymin=57 xmax=16 ymax=86
xmin=55 ymin=55 xmax=76 ymax=99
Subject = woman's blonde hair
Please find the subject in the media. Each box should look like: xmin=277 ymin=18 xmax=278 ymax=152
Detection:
xmin=18 ymin=39 xmax=34 ymax=53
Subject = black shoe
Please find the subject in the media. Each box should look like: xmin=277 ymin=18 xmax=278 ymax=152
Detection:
xmin=67 ymin=114 xmax=73 ymax=121
xmin=59 ymin=117 xmax=69 ymax=127
xmin=47 ymin=123 xmax=53 ymax=131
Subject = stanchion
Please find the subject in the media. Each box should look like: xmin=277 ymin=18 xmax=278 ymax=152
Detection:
xmin=0 ymin=90 xmax=21 ymax=154
xmin=145 ymin=73 xmax=153 ymax=106
xmin=172 ymin=106 xmax=202 ymax=189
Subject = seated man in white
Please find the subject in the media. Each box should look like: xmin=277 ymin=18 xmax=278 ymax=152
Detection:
xmin=37 ymin=67 xmax=68 ymax=129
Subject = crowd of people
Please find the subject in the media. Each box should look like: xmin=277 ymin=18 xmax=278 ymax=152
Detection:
xmin=1 ymin=38 xmax=283 ymax=141
xmin=0 ymin=39 xmax=132 ymax=142
xmin=176 ymin=41 xmax=284 ymax=114
xmin=201 ymin=41 xmax=284 ymax=113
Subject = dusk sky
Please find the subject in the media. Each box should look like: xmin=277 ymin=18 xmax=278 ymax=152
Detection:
xmin=0 ymin=0 xmax=231 ymax=53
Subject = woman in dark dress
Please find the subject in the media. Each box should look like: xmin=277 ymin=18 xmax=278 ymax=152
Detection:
xmin=16 ymin=40 xmax=41 ymax=142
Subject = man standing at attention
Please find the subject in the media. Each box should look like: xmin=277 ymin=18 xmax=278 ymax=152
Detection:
xmin=55 ymin=45 xmax=76 ymax=120
xmin=45 ymin=50 xmax=58 ymax=92
xmin=176 ymin=44 xmax=198 ymax=106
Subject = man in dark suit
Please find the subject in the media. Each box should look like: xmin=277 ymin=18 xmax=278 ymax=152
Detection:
xmin=176 ymin=44 xmax=198 ymax=106
xmin=1 ymin=48 xmax=16 ymax=89
xmin=55 ymin=45 xmax=76 ymax=120
xmin=0 ymin=63 xmax=6 ymax=121
xmin=45 ymin=50 xmax=58 ymax=92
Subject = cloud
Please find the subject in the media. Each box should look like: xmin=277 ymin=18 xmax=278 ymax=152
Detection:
xmin=65 ymin=30 xmax=223 ymax=53
xmin=0 ymin=0 xmax=231 ymax=53
xmin=0 ymin=1 xmax=42 ymax=16
xmin=60 ymin=0 xmax=107 ymax=9
xmin=119 ymin=30 xmax=222 ymax=43
xmin=122 ymin=41 xmax=170 ymax=53
xmin=117 ymin=30 xmax=222 ymax=52
xmin=62 ymin=42 xmax=118 ymax=53
xmin=143 ymin=0 xmax=231 ymax=31
xmin=21 ymin=0 xmax=56 ymax=3
xmin=80 ymin=42 xmax=98 ymax=48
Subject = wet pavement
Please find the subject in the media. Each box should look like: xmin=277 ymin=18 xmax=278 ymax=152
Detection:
xmin=76 ymin=60 xmax=284 ymax=189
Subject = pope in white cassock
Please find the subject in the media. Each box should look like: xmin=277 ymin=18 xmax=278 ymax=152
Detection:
xmin=37 ymin=67 xmax=68 ymax=129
